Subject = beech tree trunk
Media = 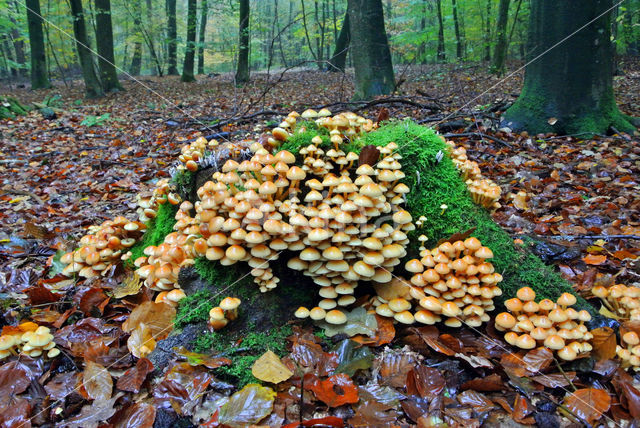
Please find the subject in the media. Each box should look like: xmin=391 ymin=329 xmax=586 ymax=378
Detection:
xmin=347 ymin=0 xmax=395 ymax=100
xmin=451 ymin=0 xmax=463 ymax=59
xmin=166 ymin=0 xmax=178 ymax=75
xmin=181 ymin=0 xmax=197 ymax=82
xmin=435 ymin=0 xmax=445 ymax=61
xmin=502 ymin=0 xmax=636 ymax=134
xmin=129 ymin=1 xmax=143 ymax=75
xmin=197 ymin=0 xmax=208 ymax=75
xmin=68 ymin=0 xmax=104 ymax=97
xmin=235 ymin=0 xmax=250 ymax=84
xmin=25 ymin=0 xmax=50 ymax=89
xmin=491 ymin=0 xmax=510 ymax=75
xmin=327 ymin=12 xmax=349 ymax=72
xmin=95 ymin=0 xmax=122 ymax=92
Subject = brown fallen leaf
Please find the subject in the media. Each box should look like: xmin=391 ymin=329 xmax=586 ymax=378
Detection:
xmin=590 ymin=327 xmax=617 ymax=360
xmin=116 ymin=358 xmax=154 ymax=393
xmin=564 ymin=388 xmax=611 ymax=425
xmin=252 ymin=350 xmax=293 ymax=384
xmin=82 ymin=360 xmax=113 ymax=401
xmin=305 ymin=373 xmax=359 ymax=407
xmin=583 ymin=254 xmax=607 ymax=265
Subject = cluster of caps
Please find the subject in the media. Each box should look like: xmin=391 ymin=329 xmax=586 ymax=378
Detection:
xmin=592 ymin=284 xmax=640 ymax=321
xmin=61 ymin=216 xmax=147 ymax=278
xmin=208 ymin=297 xmax=241 ymax=330
xmin=370 ymin=237 xmax=502 ymax=327
xmin=134 ymin=226 xmax=199 ymax=291
xmin=135 ymin=178 xmax=182 ymax=223
xmin=0 ymin=323 xmax=60 ymax=359
xmin=178 ymin=136 xmax=221 ymax=172
xmin=155 ymin=288 xmax=187 ymax=306
xmin=617 ymin=331 xmax=640 ymax=370
xmin=447 ymin=143 xmax=501 ymax=210
xmin=495 ymin=287 xmax=593 ymax=361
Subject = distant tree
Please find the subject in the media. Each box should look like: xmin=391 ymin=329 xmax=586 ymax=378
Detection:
xmin=68 ymin=0 xmax=103 ymax=97
xmin=327 ymin=12 xmax=349 ymax=72
xmin=491 ymin=0 xmax=510 ymax=75
xmin=166 ymin=0 xmax=178 ymax=75
xmin=129 ymin=1 xmax=143 ymax=75
xmin=502 ymin=0 xmax=637 ymax=134
xmin=451 ymin=0 xmax=464 ymax=59
xmin=181 ymin=0 xmax=197 ymax=82
xmin=95 ymin=0 xmax=122 ymax=92
xmin=9 ymin=1 xmax=27 ymax=77
xmin=25 ymin=0 xmax=50 ymax=89
xmin=197 ymin=0 xmax=208 ymax=74
xmin=235 ymin=0 xmax=250 ymax=83
xmin=347 ymin=0 xmax=395 ymax=99
xmin=435 ymin=0 xmax=445 ymax=61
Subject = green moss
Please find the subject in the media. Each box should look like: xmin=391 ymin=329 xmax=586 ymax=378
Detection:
xmin=193 ymin=325 xmax=293 ymax=387
xmin=279 ymin=121 xmax=330 ymax=155
xmin=357 ymin=121 xmax=587 ymax=307
xmin=126 ymin=202 xmax=179 ymax=266
xmin=171 ymin=169 xmax=196 ymax=198
xmin=175 ymin=289 xmax=216 ymax=328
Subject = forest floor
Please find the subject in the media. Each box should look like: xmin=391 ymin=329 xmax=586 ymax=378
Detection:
xmin=0 ymin=59 xmax=639 ymax=426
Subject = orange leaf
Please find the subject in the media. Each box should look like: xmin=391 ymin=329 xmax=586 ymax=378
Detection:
xmin=352 ymin=315 xmax=395 ymax=346
xmin=590 ymin=327 xmax=617 ymax=361
xmin=583 ymin=254 xmax=607 ymax=265
xmin=564 ymin=388 xmax=611 ymax=424
xmin=306 ymin=373 xmax=359 ymax=407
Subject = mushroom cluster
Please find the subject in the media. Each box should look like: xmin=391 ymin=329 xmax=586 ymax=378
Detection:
xmin=155 ymin=288 xmax=187 ymax=306
xmin=617 ymin=331 xmax=640 ymax=370
xmin=60 ymin=216 xmax=147 ymax=278
xmin=135 ymin=178 xmax=182 ymax=223
xmin=369 ymin=237 xmax=502 ymax=327
xmin=178 ymin=136 xmax=221 ymax=172
xmin=495 ymin=287 xmax=593 ymax=361
xmin=592 ymin=284 xmax=640 ymax=321
xmin=209 ymin=297 xmax=241 ymax=330
xmin=0 ymin=323 xmax=59 ymax=359
xmin=447 ymin=142 xmax=501 ymax=210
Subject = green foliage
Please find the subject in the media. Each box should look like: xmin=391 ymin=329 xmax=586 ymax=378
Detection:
xmin=0 ymin=96 xmax=29 ymax=119
xmin=127 ymin=201 xmax=179 ymax=265
xmin=176 ymin=289 xmax=215 ymax=328
xmin=81 ymin=113 xmax=112 ymax=127
xmin=279 ymin=122 xmax=330 ymax=155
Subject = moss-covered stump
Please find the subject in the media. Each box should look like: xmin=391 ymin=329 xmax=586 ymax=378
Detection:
xmin=0 ymin=96 xmax=29 ymax=119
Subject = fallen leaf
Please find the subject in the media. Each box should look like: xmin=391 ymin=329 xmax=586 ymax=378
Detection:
xmin=252 ymin=350 xmax=293 ymax=384
xmin=62 ymin=393 xmax=122 ymax=428
xmin=83 ymin=360 xmax=113 ymax=401
xmin=174 ymin=347 xmax=232 ymax=369
xmin=406 ymin=366 xmax=445 ymax=399
xmin=218 ymin=384 xmax=276 ymax=427
xmin=116 ymin=358 xmax=154 ymax=393
xmin=352 ymin=314 xmax=395 ymax=346
xmin=122 ymin=301 xmax=175 ymax=340
xmin=583 ymin=254 xmax=607 ymax=265
xmin=316 ymin=307 xmax=377 ymax=338
xmin=282 ymin=416 xmax=344 ymax=428
xmin=532 ymin=372 xmax=576 ymax=388
xmin=457 ymin=390 xmax=496 ymax=413
xmin=114 ymin=402 xmax=156 ymax=428
xmin=111 ymin=272 xmax=143 ymax=299
xmin=127 ymin=323 xmax=156 ymax=359
xmin=564 ymin=388 xmax=611 ymax=424
xmin=306 ymin=373 xmax=359 ymax=407
xmin=349 ymin=400 xmax=398 ymax=426
xmin=333 ymin=339 xmax=374 ymax=377
xmin=460 ymin=373 xmax=504 ymax=392
xmin=153 ymin=363 xmax=214 ymax=415
xmin=590 ymin=327 xmax=617 ymax=360
xmin=522 ymin=346 xmax=554 ymax=373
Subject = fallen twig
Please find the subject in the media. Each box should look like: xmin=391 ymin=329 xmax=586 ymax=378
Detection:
xmin=541 ymin=234 xmax=640 ymax=241
xmin=442 ymin=132 xmax=512 ymax=148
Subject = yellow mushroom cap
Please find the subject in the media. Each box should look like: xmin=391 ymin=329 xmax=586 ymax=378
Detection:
xmin=394 ymin=311 xmax=415 ymax=324
xmin=495 ymin=312 xmax=517 ymax=331
xmin=557 ymin=292 xmax=577 ymax=307
xmin=516 ymin=334 xmax=536 ymax=349
xmin=558 ymin=346 xmax=577 ymax=361
xmin=544 ymin=334 xmax=565 ymax=350
xmin=220 ymin=297 xmax=241 ymax=311
xmin=325 ymin=310 xmax=347 ymax=325
xmin=516 ymin=287 xmax=536 ymax=302
xmin=309 ymin=307 xmax=327 ymax=321
xmin=624 ymin=331 xmax=640 ymax=346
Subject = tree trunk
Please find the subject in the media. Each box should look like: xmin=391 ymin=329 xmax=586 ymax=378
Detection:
xmin=502 ymin=0 xmax=636 ymax=135
xmin=417 ymin=0 xmax=426 ymax=63
xmin=435 ymin=0 xmax=445 ymax=61
xmin=235 ymin=0 xmax=250 ymax=84
xmin=451 ymin=0 xmax=463 ymax=59
xmin=25 ymin=0 xmax=50 ymax=89
xmin=327 ymin=12 xmax=349 ymax=72
xmin=181 ymin=0 xmax=197 ymax=82
xmin=95 ymin=0 xmax=122 ymax=92
xmin=491 ymin=0 xmax=510 ymax=75
xmin=9 ymin=1 xmax=27 ymax=77
xmin=197 ymin=0 xmax=208 ymax=75
xmin=347 ymin=0 xmax=395 ymax=100
xmin=68 ymin=0 xmax=104 ymax=97
xmin=130 ymin=43 xmax=142 ymax=75
xmin=484 ymin=0 xmax=492 ymax=61
xmin=166 ymin=0 xmax=178 ymax=74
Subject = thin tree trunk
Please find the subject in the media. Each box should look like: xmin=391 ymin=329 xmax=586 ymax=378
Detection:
xmin=417 ymin=0 xmax=426 ymax=63
xmin=95 ymin=0 xmax=122 ymax=91
xmin=197 ymin=0 xmax=208 ymax=74
xmin=181 ymin=0 xmax=197 ymax=82
xmin=484 ymin=0 xmax=492 ymax=61
xmin=9 ymin=1 xmax=27 ymax=77
xmin=166 ymin=0 xmax=178 ymax=74
xmin=348 ymin=0 xmax=395 ymax=99
xmin=300 ymin=0 xmax=318 ymax=61
xmin=129 ymin=1 xmax=143 ymax=75
xmin=69 ymin=0 xmax=103 ymax=97
xmin=25 ymin=0 xmax=50 ymax=88
xmin=451 ymin=0 xmax=463 ymax=59
xmin=1 ymin=38 xmax=16 ymax=77
xmin=327 ymin=12 xmax=349 ymax=72
xmin=435 ymin=0 xmax=445 ymax=61
xmin=491 ymin=0 xmax=510 ymax=75
xmin=235 ymin=0 xmax=250 ymax=83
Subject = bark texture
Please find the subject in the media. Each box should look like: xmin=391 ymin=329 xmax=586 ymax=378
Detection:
xmin=347 ymin=0 xmax=395 ymax=100
xmin=69 ymin=0 xmax=104 ymax=97
xmin=327 ymin=12 xmax=349 ymax=72
xmin=181 ymin=0 xmax=197 ymax=82
xmin=95 ymin=0 xmax=122 ymax=92
xmin=25 ymin=0 xmax=50 ymax=89
xmin=502 ymin=0 xmax=635 ymax=134
xmin=491 ymin=0 xmax=510 ymax=75
xmin=235 ymin=0 xmax=250 ymax=83
xmin=197 ymin=0 xmax=208 ymax=75
xmin=166 ymin=0 xmax=178 ymax=75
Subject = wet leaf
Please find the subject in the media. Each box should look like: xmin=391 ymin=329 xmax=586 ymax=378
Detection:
xmin=522 ymin=346 xmax=554 ymax=373
xmin=289 ymin=337 xmax=339 ymax=377
xmin=583 ymin=254 xmax=607 ymax=265
xmin=114 ymin=402 xmax=156 ymax=428
xmin=455 ymin=352 xmax=493 ymax=369
xmin=316 ymin=307 xmax=377 ymax=338
xmin=251 ymin=350 xmax=293 ymax=384
xmin=83 ymin=360 xmax=113 ymax=401
xmin=349 ymin=400 xmax=398 ymax=426
xmin=122 ymin=301 xmax=175 ymax=340
xmin=0 ymin=397 xmax=31 ymax=428
xmin=111 ymin=272 xmax=143 ymax=299
xmin=358 ymin=382 xmax=405 ymax=406
xmin=532 ymin=372 xmax=576 ymax=388
xmin=218 ymin=384 xmax=276 ymax=427
xmin=174 ymin=347 xmax=232 ymax=369
xmin=116 ymin=358 xmax=154 ymax=393
xmin=563 ymin=388 xmax=611 ymax=424
xmin=374 ymin=347 xmax=422 ymax=388
xmin=590 ymin=327 xmax=617 ymax=360
xmin=0 ymin=362 xmax=31 ymax=402
xmin=153 ymin=363 xmax=214 ymax=415
xmin=306 ymin=373 xmax=359 ymax=407
xmin=127 ymin=323 xmax=156 ymax=359
xmin=406 ymin=366 xmax=445 ymax=399
xmin=282 ymin=416 xmax=344 ymax=428
xmin=333 ymin=339 xmax=374 ymax=377
xmin=62 ymin=393 xmax=122 ymax=428
xmin=460 ymin=373 xmax=504 ymax=392
xmin=458 ymin=390 xmax=496 ymax=413
xmin=352 ymin=314 xmax=395 ymax=346
xmin=45 ymin=372 xmax=80 ymax=401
